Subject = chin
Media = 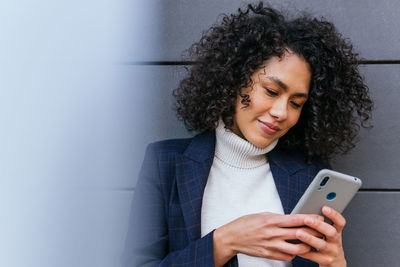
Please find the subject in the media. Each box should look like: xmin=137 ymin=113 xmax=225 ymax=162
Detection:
xmin=247 ymin=135 xmax=275 ymax=148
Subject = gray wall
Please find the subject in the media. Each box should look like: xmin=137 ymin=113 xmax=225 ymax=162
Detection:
xmin=126 ymin=1 xmax=400 ymax=266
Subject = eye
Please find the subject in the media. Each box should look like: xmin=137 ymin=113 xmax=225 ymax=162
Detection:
xmin=265 ymin=88 xmax=278 ymax=96
xmin=290 ymin=101 xmax=302 ymax=108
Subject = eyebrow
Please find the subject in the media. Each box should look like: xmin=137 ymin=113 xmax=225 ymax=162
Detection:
xmin=267 ymin=76 xmax=308 ymax=98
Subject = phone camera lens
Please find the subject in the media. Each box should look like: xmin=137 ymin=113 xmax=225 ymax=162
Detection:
xmin=320 ymin=176 xmax=330 ymax=187
xmin=326 ymin=192 xmax=336 ymax=201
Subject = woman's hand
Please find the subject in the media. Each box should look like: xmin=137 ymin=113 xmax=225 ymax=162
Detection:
xmin=295 ymin=206 xmax=347 ymax=267
xmin=213 ymin=212 xmax=324 ymax=267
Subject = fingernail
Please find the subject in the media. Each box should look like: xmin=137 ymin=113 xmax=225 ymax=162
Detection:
xmin=305 ymin=218 xmax=314 ymax=225
xmin=324 ymin=206 xmax=331 ymax=214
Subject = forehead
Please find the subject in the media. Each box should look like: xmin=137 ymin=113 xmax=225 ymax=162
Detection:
xmin=254 ymin=53 xmax=311 ymax=93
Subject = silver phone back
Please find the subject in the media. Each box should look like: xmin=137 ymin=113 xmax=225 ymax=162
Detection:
xmin=291 ymin=169 xmax=362 ymax=215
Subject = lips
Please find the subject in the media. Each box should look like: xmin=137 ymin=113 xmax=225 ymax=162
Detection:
xmin=258 ymin=120 xmax=281 ymax=135
xmin=262 ymin=121 xmax=281 ymax=131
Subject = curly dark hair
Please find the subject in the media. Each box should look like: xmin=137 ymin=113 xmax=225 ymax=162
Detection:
xmin=173 ymin=1 xmax=373 ymax=160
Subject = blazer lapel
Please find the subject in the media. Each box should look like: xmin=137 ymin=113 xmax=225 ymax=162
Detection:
xmin=175 ymin=131 xmax=216 ymax=242
xmin=268 ymin=148 xmax=309 ymax=214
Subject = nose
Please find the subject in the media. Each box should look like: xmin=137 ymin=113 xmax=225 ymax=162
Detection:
xmin=269 ymin=98 xmax=288 ymax=121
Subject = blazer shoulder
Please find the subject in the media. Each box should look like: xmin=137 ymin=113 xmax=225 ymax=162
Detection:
xmin=138 ymin=137 xmax=195 ymax=194
xmin=146 ymin=130 xmax=216 ymax=161
xmin=146 ymin=136 xmax=194 ymax=156
xmin=270 ymin=147 xmax=331 ymax=175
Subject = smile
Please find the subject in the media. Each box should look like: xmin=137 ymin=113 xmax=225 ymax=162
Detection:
xmin=258 ymin=120 xmax=281 ymax=135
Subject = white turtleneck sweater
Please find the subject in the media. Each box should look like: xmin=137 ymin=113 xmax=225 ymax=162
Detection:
xmin=201 ymin=121 xmax=290 ymax=267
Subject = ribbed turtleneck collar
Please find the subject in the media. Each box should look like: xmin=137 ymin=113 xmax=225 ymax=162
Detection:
xmin=214 ymin=120 xmax=278 ymax=169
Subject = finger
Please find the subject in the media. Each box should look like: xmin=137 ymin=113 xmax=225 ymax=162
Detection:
xmin=304 ymin=216 xmax=338 ymax=240
xmin=284 ymin=227 xmax=324 ymax=243
xmin=272 ymin=214 xmax=324 ymax=227
xmin=265 ymin=226 xmax=322 ymax=241
xmin=265 ymin=228 xmax=299 ymax=240
xmin=264 ymin=250 xmax=295 ymax=262
xmin=275 ymin=240 xmax=312 ymax=255
xmin=284 ymin=227 xmax=323 ymax=246
xmin=299 ymin=227 xmax=324 ymax=239
xmin=295 ymin=229 xmax=328 ymax=251
xmin=322 ymin=206 xmax=346 ymax=232
xmin=297 ymin=251 xmax=330 ymax=265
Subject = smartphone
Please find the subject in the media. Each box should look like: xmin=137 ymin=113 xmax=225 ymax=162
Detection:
xmin=291 ymin=169 xmax=362 ymax=220
xmin=286 ymin=169 xmax=361 ymax=244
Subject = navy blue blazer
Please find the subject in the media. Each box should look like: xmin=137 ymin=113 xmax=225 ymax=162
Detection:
xmin=122 ymin=130 xmax=329 ymax=267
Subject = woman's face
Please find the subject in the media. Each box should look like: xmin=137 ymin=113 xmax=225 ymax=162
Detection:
xmin=231 ymin=52 xmax=311 ymax=148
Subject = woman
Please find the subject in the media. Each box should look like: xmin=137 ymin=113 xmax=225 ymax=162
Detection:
xmin=123 ymin=2 xmax=373 ymax=267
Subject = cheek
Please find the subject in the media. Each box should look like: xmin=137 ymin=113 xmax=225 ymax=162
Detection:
xmin=235 ymin=97 xmax=256 ymax=118
xmin=278 ymin=114 xmax=301 ymax=137
xmin=287 ymin=110 xmax=302 ymax=127
xmin=245 ymin=94 xmax=271 ymax=115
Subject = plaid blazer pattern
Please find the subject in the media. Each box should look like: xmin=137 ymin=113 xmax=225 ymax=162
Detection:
xmin=122 ymin=130 xmax=329 ymax=267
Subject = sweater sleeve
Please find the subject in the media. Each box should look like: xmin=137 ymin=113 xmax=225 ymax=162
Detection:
xmin=122 ymin=144 xmax=216 ymax=267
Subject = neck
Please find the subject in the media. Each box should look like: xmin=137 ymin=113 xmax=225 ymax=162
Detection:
xmin=215 ymin=120 xmax=278 ymax=169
